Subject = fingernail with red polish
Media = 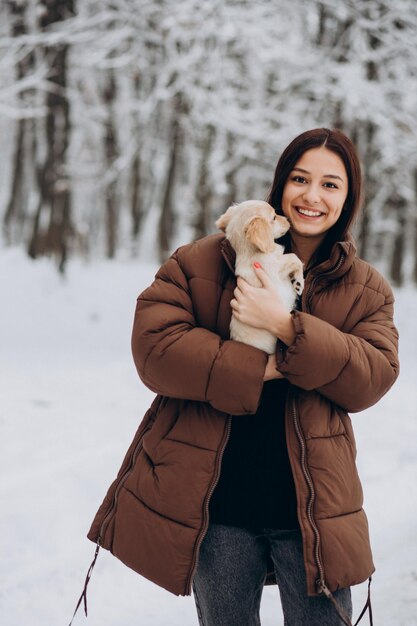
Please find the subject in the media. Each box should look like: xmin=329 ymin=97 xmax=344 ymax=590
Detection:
xmin=254 ymin=262 xmax=261 ymax=269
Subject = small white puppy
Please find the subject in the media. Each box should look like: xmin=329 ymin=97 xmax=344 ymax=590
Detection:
xmin=216 ymin=200 xmax=304 ymax=354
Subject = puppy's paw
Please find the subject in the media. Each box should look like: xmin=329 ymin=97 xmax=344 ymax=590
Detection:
xmin=292 ymin=279 xmax=303 ymax=295
xmin=290 ymin=274 xmax=304 ymax=295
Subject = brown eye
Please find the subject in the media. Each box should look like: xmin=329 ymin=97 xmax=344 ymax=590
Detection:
xmin=292 ymin=175 xmax=306 ymax=183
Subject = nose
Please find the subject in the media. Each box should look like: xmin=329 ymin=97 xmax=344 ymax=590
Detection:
xmin=302 ymin=185 xmax=321 ymax=205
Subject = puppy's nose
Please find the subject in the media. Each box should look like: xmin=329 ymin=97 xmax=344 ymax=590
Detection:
xmin=275 ymin=216 xmax=290 ymax=231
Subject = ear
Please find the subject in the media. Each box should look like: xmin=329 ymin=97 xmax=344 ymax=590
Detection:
xmin=215 ymin=205 xmax=235 ymax=232
xmin=245 ymin=216 xmax=275 ymax=253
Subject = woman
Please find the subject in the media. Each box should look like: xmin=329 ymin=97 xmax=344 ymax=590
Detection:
xmin=86 ymin=128 xmax=399 ymax=626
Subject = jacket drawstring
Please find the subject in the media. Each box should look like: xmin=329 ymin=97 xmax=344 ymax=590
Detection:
xmin=354 ymin=577 xmax=373 ymax=626
xmin=319 ymin=576 xmax=373 ymax=626
xmin=67 ymin=544 xmax=373 ymax=626
xmin=68 ymin=540 xmax=101 ymax=625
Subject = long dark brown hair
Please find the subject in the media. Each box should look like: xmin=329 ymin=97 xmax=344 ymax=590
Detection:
xmin=266 ymin=128 xmax=363 ymax=264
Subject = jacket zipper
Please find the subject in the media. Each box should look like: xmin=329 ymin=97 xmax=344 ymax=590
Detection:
xmin=292 ymin=377 xmax=356 ymax=624
xmin=290 ymin=392 xmax=326 ymax=588
xmin=303 ymin=251 xmax=346 ymax=312
xmin=185 ymin=414 xmax=232 ymax=595
xmin=295 ymin=250 xmax=347 ymax=593
xmin=97 ymin=418 xmax=155 ymax=545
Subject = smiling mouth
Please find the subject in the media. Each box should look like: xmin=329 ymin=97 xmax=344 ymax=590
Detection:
xmin=295 ymin=206 xmax=325 ymax=218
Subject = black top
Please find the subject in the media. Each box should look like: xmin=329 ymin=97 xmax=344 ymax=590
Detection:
xmin=208 ymin=378 xmax=299 ymax=530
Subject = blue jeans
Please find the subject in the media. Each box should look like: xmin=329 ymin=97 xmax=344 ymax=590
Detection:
xmin=192 ymin=524 xmax=352 ymax=626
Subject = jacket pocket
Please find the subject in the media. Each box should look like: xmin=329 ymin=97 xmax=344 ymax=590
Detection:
xmin=336 ymin=407 xmax=357 ymax=458
xmin=141 ymin=397 xmax=183 ymax=462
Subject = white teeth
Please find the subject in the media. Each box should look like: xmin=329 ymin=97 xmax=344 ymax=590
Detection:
xmin=297 ymin=207 xmax=322 ymax=217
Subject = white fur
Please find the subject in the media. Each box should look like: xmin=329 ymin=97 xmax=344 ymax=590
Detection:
xmin=216 ymin=200 xmax=304 ymax=354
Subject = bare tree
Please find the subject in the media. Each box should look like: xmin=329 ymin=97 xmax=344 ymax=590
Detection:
xmin=194 ymin=124 xmax=215 ymax=241
xmin=389 ymin=191 xmax=407 ymax=286
xmin=3 ymin=1 xmax=35 ymax=245
xmin=101 ymin=69 xmax=119 ymax=259
xmin=27 ymin=0 xmax=75 ymax=272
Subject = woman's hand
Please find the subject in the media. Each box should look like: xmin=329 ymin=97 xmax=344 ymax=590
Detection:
xmin=230 ymin=263 xmax=297 ymax=346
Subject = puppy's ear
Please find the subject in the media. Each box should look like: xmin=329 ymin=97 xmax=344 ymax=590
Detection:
xmin=245 ymin=216 xmax=275 ymax=253
xmin=215 ymin=205 xmax=235 ymax=232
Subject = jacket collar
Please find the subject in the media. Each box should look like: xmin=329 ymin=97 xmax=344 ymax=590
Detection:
xmin=220 ymin=233 xmax=357 ymax=282
xmin=309 ymin=233 xmax=357 ymax=283
xmin=220 ymin=236 xmax=236 ymax=274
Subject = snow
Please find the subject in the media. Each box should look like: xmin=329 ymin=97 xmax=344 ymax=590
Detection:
xmin=1 ymin=247 xmax=416 ymax=626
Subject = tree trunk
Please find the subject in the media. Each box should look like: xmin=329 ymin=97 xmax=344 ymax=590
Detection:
xmin=389 ymin=193 xmax=406 ymax=286
xmin=194 ymin=125 xmax=215 ymax=241
xmin=358 ymin=121 xmax=378 ymax=262
xmin=413 ymin=169 xmax=417 ymax=285
xmin=102 ymin=70 xmax=119 ymax=259
xmin=130 ymin=72 xmax=143 ymax=239
xmin=3 ymin=1 xmax=34 ymax=244
xmin=4 ymin=117 xmax=27 ymax=243
xmin=223 ymin=133 xmax=238 ymax=209
xmin=27 ymin=0 xmax=74 ymax=272
xmin=158 ymin=96 xmax=182 ymax=261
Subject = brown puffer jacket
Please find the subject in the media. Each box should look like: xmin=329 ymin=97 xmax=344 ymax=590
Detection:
xmin=87 ymin=232 xmax=399 ymax=598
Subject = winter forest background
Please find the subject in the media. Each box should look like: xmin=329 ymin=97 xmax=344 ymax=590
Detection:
xmin=2 ymin=2 xmax=417 ymax=626
xmin=1 ymin=0 xmax=417 ymax=283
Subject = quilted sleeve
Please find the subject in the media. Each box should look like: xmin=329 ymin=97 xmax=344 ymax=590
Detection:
xmin=276 ymin=287 xmax=399 ymax=413
xmin=132 ymin=250 xmax=268 ymax=415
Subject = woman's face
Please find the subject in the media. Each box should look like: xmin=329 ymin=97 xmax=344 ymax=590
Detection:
xmin=281 ymin=147 xmax=348 ymax=245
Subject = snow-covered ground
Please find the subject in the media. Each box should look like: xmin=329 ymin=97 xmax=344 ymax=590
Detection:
xmin=1 ymin=247 xmax=416 ymax=626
